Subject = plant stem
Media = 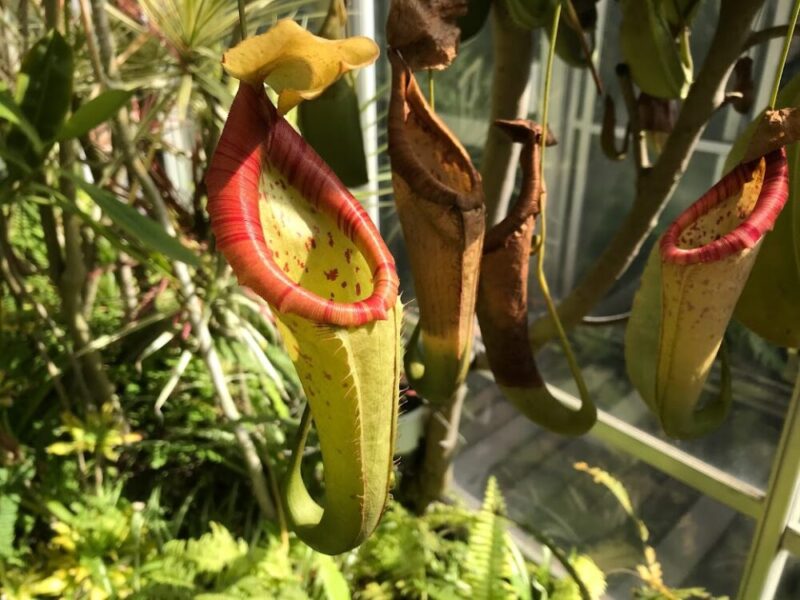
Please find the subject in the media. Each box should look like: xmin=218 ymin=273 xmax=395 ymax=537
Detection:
xmin=84 ymin=0 xmax=276 ymax=518
xmin=409 ymin=384 xmax=467 ymax=514
xmin=769 ymin=0 xmax=800 ymax=109
xmin=238 ymin=0 xmax=248 ymax=39
xmin=42 ymin=0 xmax=114 ymax=408
xmin=539 ymin=6 xmax=558 ymax=180
xmin=480 ymin=2 xmax=534 ymax=225
xmin=529 ymin=0 xmax=767 ymax=347
xmin=617 ymin=64 xmax=649 ymax=171
xmin=59 ymin=142 xmax=116 ymax=407
xmin=745 ymin=23 xmax=800 ymax=51
xmin=563 ymin=0 xmax=602 ymax=95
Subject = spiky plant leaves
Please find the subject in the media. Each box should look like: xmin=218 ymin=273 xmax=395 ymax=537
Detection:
xmin=464 ymin=477 xmax=525 ymax=600
xmin=7 ymin=31 xmax=73 ymax=173
xmin=0 ymin=493 xmax=19 ymax=560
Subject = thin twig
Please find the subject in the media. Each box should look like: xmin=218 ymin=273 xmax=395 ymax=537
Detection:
xmin=744 ymin=23 xmax=800 ymax=51
xmin=60 ymin=140 xmax=117 ymax=407
xmin=581 ymin=312 xmax=631 ymax=326
xmin=563 ymin=0 xmax=602 ymax=95
xmin=238 ymin=0 xmax=248 ymax=39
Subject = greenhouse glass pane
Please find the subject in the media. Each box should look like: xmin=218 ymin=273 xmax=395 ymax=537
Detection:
xmin=533 ymin=322 xmax=797 ymax=491
xmin=776 ymin=555 xmax=800 ymax=599
xmin=456 ymin=373 xmax=756 ymax=598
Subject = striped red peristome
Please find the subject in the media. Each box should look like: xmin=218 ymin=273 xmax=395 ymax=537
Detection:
xmin=206 ymin=82 xmax=399 ymax=327
xmin=660 ymin=148 xmax=789 ymax=265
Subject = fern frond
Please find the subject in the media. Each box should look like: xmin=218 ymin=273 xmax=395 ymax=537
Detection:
xmin=464 ymin=477 xmax=516 ymax=600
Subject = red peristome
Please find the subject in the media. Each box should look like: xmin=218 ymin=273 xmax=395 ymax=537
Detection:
xmin=661 ymin=149 xmax=789 ymax=265
xmin=206 ymin=83 xmax=398 ymax=326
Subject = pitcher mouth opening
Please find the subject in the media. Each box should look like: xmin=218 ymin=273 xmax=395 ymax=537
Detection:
xmin=207 ymin=82 xmax=398 ymax=327
xmin=660 ymin=149 xmax=789 ymax=265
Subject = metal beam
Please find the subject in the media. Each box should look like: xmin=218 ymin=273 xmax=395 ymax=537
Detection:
xmin=737 ymin=372 xmax=800 ymax=599
xmin=352 ymin=0 xmax=380 ymax=228
xmin=782 ymin=523 xmax=800 ymax=556
xmin=549 ymin=387 xmax=765 ymax=518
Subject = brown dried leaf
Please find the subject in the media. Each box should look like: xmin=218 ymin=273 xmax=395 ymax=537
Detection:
xmin=387 ymin=0 xmax=469 ymax=71
xmin=742 ymin=108 xmax=800 ymax=163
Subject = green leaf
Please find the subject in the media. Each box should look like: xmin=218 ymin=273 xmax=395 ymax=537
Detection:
xmin=56 ymin=89 xmax=133 ymax=141
xmin=0 ymin=144 xmax=33 ymax=180
xmin=69 ymin=175 xmax=200 ymax=267
xmin=298 ymin=75 xmax=369 ymax=187
xmin=9 ymin=31 xmax=73 ymax=168
xmin=458 ymin=0 xmax=492 ymax=41
xmin=312 ymin=554 xmax=351 ymax=600
xmin=0 ymin=493 xmax=19 ymax=559
xmin=0 ymin=89 xmax=42 ymax=151
xmin=44 ymin=186 xmax=165 ymax=270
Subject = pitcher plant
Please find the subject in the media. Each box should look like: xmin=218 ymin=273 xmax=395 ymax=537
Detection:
xmin=207 ymin=21 xmax=402 ymax=554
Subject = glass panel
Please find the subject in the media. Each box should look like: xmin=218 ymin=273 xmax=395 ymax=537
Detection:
xmin=457 ymin=373 xmax=755 ymax=598
xmin=776 ymin=555 xmax=800 ymax=600
xmin=533 ymin=322 xmax=797 ymax=491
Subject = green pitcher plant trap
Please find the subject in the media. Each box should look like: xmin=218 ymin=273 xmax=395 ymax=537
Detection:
xmin=206 ymin=20 xmax=402 ymax=554
xmin=626 ymin=145 xmax=790 ymax=439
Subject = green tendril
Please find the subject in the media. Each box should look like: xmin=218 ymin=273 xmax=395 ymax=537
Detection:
xmin=770 ymin=0 xmax=800 ymax=109
xmin=536 ymin=1 xmax=593 ymax=412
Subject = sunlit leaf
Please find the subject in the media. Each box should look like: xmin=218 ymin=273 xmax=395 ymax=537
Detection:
xmin=69 ymin=176 xmax=200 ymax=267
xmin=56 ymin=90 xmax=133 ymax=141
